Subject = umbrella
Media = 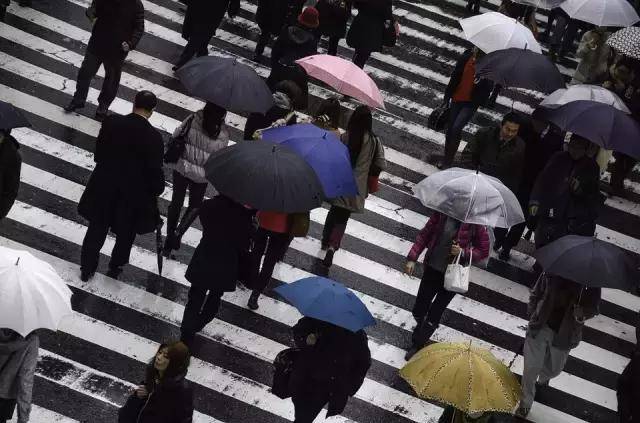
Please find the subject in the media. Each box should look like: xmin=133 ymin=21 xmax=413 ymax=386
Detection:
xmin=296 ymin=55 xmax=385 ymax=109
xmin=511 ymin=0 xmax=565 ymax=9
xmin=176 ymin=56 xmax=274 ymax=114
xmin=607 ymin=27 xmax=640 ymax=60
xmin=273 ymin=276 xmax=376 ymax=332
xmin=413 ymin=168 xmax=525 ymax=228
xmin=540 ymin=84 xmax=631 ymax=114
xmin=475 ymin=48 xmax=565 ymax=93
xmin=532 ymin=100 xmax=640 ymax=159
xmin=260 ymin=123 xmax=358 ymax=198
xmin=204 ymin=141 xmax=324 ymax=213
xmin=533 ymin=235 xmax=638 ymax=290
xmin=561 ymin=0 xmax=639 ymax=27
xmin=155 ymin=217 xmax=164 ymax=276
xmin=0 ymin=100 xmax=30 ymax=131
xmin=459 ymin=12 xmax=542 ymax=54
xmin=400 ymin=342 xmax=521 ymax=414
xmin=0 ymin=246 xmax=73 ymax=337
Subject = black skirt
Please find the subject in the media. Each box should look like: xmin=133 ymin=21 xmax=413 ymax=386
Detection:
xmin=0 ymin=397 xmax=17 ymax=420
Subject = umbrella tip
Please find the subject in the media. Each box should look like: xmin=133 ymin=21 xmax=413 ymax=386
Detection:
xmin=15 ymin=257 xmax=19 ymax=266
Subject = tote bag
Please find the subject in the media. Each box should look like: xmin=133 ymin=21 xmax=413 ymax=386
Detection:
xmin=444 ymin=249 xmax=471 ymax=294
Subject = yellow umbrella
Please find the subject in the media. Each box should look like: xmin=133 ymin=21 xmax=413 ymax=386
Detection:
xmin=400 ymin=342 xmax=520 ymax=414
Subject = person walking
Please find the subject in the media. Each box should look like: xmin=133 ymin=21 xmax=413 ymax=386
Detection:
xmin=346 ymin=0 xmax=393 ymax=68
xmin=0 ymin=329 xmax=38 ymax=423
xmin=64 ymin=0 xmax=145 ymax=121
xmin=321 ymin=106 xmax=386 ymax=267
xmin=516 ymin=274 xmax=600 ymax=418
xmin=439 ymin=48 xmax=498 ymax=169
xmin=288 ymin=317 xmax=371 ymax=422
xmin=173 ymin=0 xmax=240 ymax=70
xmin=180 ymin=195 xmax=255 ymax=345
xmin=244 ymin=80 xmax=302 ymax=140
xmin=465 ymin=0 xmax=481 ymax=14
xmin=118 ymin=341 xmax=193 ymax=423
xmin=617 ymin=315 xmax=640 ymax=423
xmin=316 ymin=0 xmax=353 ymax=56
xmin=78 ymin=91 xmax=165 ymax=282
xmin=0 ymin=130 xmax=21 ymax=221
xmin=403 ymin=211 xmax=490 ymax=360
xmin=571 ymin=28 xmax=612 ymax=85
xmin=253 ymin=0 xmax=305 ymax=62
xmin=310 ymin=97 xmax=341 ymax=136
xmin=163 ymin=103 xmax=230 ymax=257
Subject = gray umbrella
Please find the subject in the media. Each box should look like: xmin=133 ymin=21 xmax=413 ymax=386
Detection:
xmin=0 ymin=100 xmax=30 ymax=131
xmin=607 ymin=27 xmax=640 ymax=60
xmin=176 ymin=56 xmax=274 ymax=114
xmin=204 ymin=141 xmax=325 ymax=213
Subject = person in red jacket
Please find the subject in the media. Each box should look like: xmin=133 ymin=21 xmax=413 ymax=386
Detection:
xmin=403 ymin=211 xmax=490 ymax=359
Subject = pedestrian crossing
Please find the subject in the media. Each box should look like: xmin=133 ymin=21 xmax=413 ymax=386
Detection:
xmin=0 ymin=0 xmax=638 ymax=421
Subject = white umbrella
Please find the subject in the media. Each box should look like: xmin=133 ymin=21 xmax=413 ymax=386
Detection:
xmin=561 ymin=0 xmax=639 ymax=27
xmin=511 ymin=0 xmax=565 ymax=9
xmin=540 ymin=84 xmax=631 ymax=113
xmin=413 ymin=168 xmax=525 ymax=228
xmin=0 ymin=246 xmax=73 ymax=337
xmin=459 ymin=12 xmax=542 ymax=54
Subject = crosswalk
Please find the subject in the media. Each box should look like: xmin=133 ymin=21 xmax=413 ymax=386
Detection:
xmin=0 ymin=0 xmax=638 ymax=421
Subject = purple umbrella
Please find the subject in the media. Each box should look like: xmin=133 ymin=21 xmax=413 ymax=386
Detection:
xmin=533 ymin=100 xmax=640 ymax=159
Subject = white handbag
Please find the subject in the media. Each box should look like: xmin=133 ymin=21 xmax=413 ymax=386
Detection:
xmin=444 ymin=249 xmax=471 ymax=294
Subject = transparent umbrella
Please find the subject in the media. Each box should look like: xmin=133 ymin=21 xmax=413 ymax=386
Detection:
xmin=540 ymin=84 xmax=631 ymax=114
xmin=511 ymin=0 xmax=565 ymax=9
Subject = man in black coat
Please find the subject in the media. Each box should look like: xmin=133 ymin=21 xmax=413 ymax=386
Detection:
xmin=78 ymin=91 xmax=164 ymax=281
xmin=316 ymin=0 xmax=353 ymax=56
xmin=0 ymin=130 xmax=21 ymax=220
xmin=65 ymin=0 xmax=145 ymax=121
xmin=346 ymin=0 xmax=393 ymax=68
xmin=253 ymin=0 xmax=305 ymax=62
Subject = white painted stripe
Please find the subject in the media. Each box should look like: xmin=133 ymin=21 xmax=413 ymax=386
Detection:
xmin=8 ymin=405 xmax=79 ymax=423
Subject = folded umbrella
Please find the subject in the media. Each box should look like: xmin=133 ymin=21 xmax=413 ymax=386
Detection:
xmin=561 ymin=0 xmax=639 ymax=27
xmin=476 ymin=48 xmax=565 ymax=93
xmin=274 ymin=276 xmax=376 ymax=332
xmin=155 ymin=217 xmax=164 ymax=276
xmin=260 ymin=123 xmax=358 ymax=198
xmin=204 ymin=141 xmax=324 ymax=213
xmin=296 ymin=55 xmax=385 ymax=109
xmin=532 ymin=100 xmax=640 ymax=159
xmin=176 ymin=56 xmax=274 ymax=114
xmin=540 ymin=84 xmax=630 ymax=114
xmin=0 ymin=100 xmax=31 ymax=131
xmin=459 ymin=11 xmax=542 ymax=54
xmin=0 ymin=246 xmax=73 ymax=337
xmin=533 ymin=235 xmax=638 ymax=290
xmin=414 ymin=168 xmax=524 ymax=228
xmin=607 ymin=27 xmax=640 ymax=60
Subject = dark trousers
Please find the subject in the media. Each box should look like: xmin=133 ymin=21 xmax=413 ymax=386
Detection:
xmin=292 ymin=396 xmax=327 ymax=423
xmin=611 ymin=153 xmax=637 ymax=191
xmin=72 ymin=50 xmax=125 ymax=109
xmin=411 ymin=266 xmax=454 ymax=346
xmin=255 ymin=30 xmax=271 ymax=57
xmin=327 ymin=36 xmax=340 ymax=56
xmin=80 ymin=219 xmax=137 ymax=273
xmin=181 ymin=285 xmax=224 ymax=335
xmin=494 ymin=192 xmax=530 ymax=254
xmin=250 ymin=228 xmax=293 ymax=292
xmin=444 ymin=101 xmax=476 ymax=166
xmin=322 ymin=205 xmax=352 ymax=250
xmin=166 ymin=171 xmax=207 ymax=246
xmin=176 ymin=31 xmax=211 ymax=68
xmin=352 ymin=49 xmax=371 ymax=69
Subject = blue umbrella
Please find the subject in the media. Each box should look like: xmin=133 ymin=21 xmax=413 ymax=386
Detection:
xmin=260 ymin=124 xmax=358 ymax=198
xmin=274 ymin=277 xmax=376 ymax=332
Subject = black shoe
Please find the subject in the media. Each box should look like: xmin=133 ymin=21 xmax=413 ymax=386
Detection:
xmin=252 ymin=53 xmax=263 ymax=63
xmin=405 ymin=346 xmax=418 ymax=361
xmin=95 ymin=107 xmax=108 ymax=122
xmin=80 ymin=269 xmax=95 ymax=282
xmin=498 ymin=249 xmax=511 ymax=261
xmin=64 ymin=101 xmax=84 ymax=113
xmin=493 ymin=243 xmax=502 ymax=253
xmin=323 ymin=248 xmax=335 ymax=267
xmin=106 ymin=266 xmax=122 ymax=279
xmin=248 ymin=291 xmax=260 ymax=310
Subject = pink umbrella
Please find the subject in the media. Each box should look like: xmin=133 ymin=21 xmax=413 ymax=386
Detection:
xmin=296 ymin=54 xmax=385 ymax=109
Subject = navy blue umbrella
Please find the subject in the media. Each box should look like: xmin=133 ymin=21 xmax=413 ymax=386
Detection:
xmin=533 ymin=100 xmax=640 ymax=159
xmin=0 ymin=101 xmax=30 ymax=131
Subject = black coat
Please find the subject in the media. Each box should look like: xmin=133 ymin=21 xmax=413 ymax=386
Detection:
xmin=270 ymin=25 xmax=318 ymax=68
xmin=77 ymin=113 xmax=165 ymax=236
xmin=0 ymin=135 xmax=21 ymax=220
xmin=289 ymin=318 xmax=371 ymax=416
xmin=87 ymin=0 xmax=145 ymax=60
xmin=243 ymin=105 xmax=298 ymax=140
xmin=444 ymin=50 xmax=497 ymax=107
xmin=518 ymin=125 xmax=564 ymax=197
xmin=118 ymin=377 xmax=193 ymax=423
xmin=618 ymin=350 xmax=640 ymax=423
xmin=185 ymin=196 xmax=255 ymax=292
xmin=316 ymin=0 xmax=353 ymax=38
xmin=256 ymin=0 xmax=304 ymax=35
xmin=181 ymin=0 xmax=240 ymax=41
xmin=346 ymin=0 xmax=393 ymax=52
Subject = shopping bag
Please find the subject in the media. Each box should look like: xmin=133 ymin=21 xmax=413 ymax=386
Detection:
xmin=444 ymin=250 xmax=471 ymax=293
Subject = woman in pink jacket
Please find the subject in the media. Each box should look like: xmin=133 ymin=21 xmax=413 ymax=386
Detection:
xmin=404 ymin=211 xmax=489 ymax=359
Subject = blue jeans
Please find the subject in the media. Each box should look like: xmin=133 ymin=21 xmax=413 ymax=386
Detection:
xmin=444 ymin=101 xmax=476 ymax=165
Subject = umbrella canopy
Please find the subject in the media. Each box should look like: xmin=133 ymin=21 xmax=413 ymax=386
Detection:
xmin=532 ymin=100 xmax=640 ymax=159
xmin=0 ymin=100 xmax=30 ymax=131
xmin=0 ymin=246 xmax=73 ymax=337
xmin=475 ymin=48 xmax=565 ymax=93
xmin=273 ymin=276 xmax=376 ymax=332
xmin=459 ymin=12 xmax=542 ymax=54
xmin=400 ymin=342 xmax=521 ymax=414
xmin=413 ymin=168 xmax=525 ymax=228
xmin=260 ymin=123 xmax=358 ymax=198
xmin=204 ymin=141 xmax=324 ymax=213
xmin=561 ymin=0 xmax=639 ymax=27
xmin=540 ymin=84 xmax=631 ymax=113
xmin=296 ymin=55 xmax=385 ymax=109
xmin=511 ymin=0 xmax=565 ymax=9
xmin=533 ymin=235 xmax=638 ymax=290
xmin=176 ymin=56 xmax=274 ymax=114
xmin=607 ymin=27 xmax=640 ymax=60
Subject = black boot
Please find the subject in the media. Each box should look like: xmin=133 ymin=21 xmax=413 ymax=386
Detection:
xmin=248 ymin=290 xmax=260 ymax=310
xmin=106 ymin=265 xmax=123 ymax=280
xmin=323 ymin=247 xmax=335 ymax=267
xmin=80 ymin=268 xmax=95 ymax=282
xmin=64 ymin=100 xmax=84 ymax=113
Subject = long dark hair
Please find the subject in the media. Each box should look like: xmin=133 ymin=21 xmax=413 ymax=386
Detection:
xmin=202 ymin=102 xmax=226 ymax=139
xmin=346 ymin=105 xmax=372 ymax=167
xmin=145 ymin=341 xmax=190 ymax=388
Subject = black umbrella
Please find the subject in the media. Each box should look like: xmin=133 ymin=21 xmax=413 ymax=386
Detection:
xmin=533 ymin=100 xmax=640 ymax=159
xmin=0 ymin=100 xmax=31 ymax=131
xmin=204 ymin=141 xmax=325 ymax=213
xmin=607 ymin=27 xmax=640 ymax=60
xmin=155 ymin=216 xmax=164 ymax=276
xmin=533 ymin=235 xmax=639 ymax=290
xmin=475 ymin=48 xmax=565 ymax=93
xmin=176 ymin=56 xmax=274 ymax=114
